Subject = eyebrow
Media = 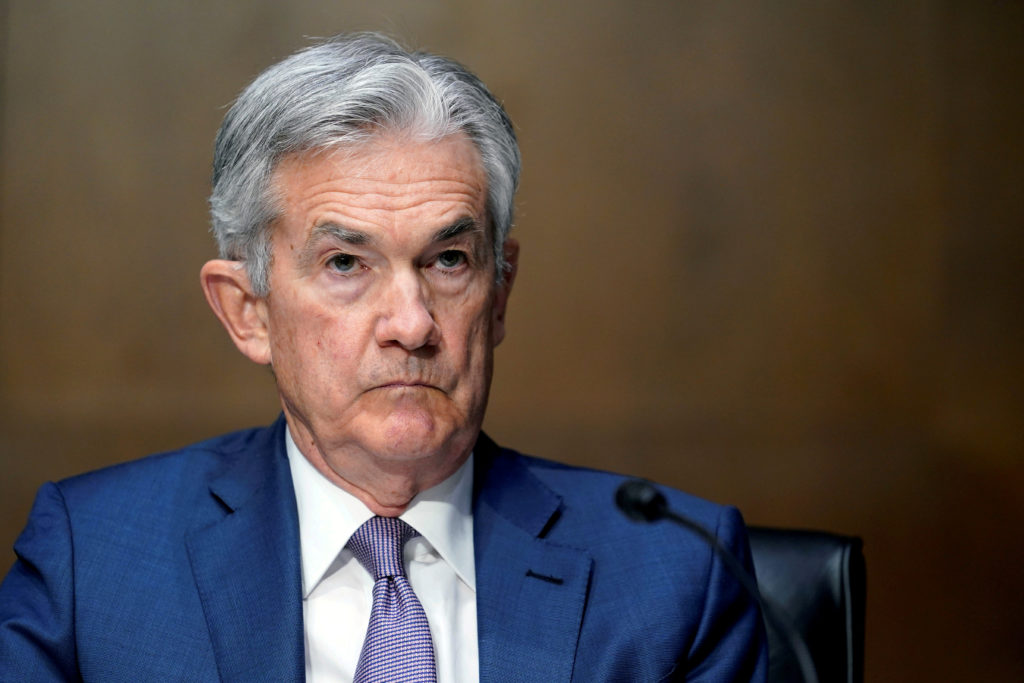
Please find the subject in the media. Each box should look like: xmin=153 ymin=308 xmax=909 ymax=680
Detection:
xmin=307 ymin=223 xmax=371 ymax=246
xmin=293 ymin=223 xmax=367 ymax=269
xmin=296 ymin=217 xmax=485 ymax=267
xmin=432 ymin=217 xmax=482 ymax=243
xmin=306 ymin=217 xmax=482 ymax=248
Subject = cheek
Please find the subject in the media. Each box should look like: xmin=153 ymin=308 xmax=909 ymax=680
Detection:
xmin=306 ymin=315 xmax=363 ymax=371
xmin=270 ymin=305 xmax=350 ymax=376
xmin=443 ymin=303 xmax=496 ymax=376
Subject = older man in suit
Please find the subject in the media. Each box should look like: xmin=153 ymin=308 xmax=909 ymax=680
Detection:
xmin=0 ymin=33 xmax=767 ymax=681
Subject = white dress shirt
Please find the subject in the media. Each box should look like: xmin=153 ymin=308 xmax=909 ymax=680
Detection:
xmin=285 ymin=428 xmax=479 ymax=683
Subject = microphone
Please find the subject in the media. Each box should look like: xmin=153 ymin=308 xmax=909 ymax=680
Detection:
xmin=615 ymin=479 xmax=819 ymax=683
xmin=615 ymin=479 xmax=669 ymax=522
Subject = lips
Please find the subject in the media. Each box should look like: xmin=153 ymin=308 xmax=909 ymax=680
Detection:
xmin=372 ymin=381 xmax=440 ymax=391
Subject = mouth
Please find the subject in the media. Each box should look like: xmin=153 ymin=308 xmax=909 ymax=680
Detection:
xmin=371 ymin=381 xmax=441 ymax=392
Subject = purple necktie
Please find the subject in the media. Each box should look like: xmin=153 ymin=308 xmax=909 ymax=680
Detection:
xmin=347 ymin=516 xmax=437 ymax=683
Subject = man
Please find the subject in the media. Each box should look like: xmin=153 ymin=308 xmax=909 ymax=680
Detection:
xmin=0 ymin=33 xmax=766 ymax=681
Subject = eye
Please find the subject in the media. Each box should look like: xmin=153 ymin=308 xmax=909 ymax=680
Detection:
xmin=327 ymin=253 xmax=359 ymax=273
xmin=436 ymin=250 xmax=467 ymax=270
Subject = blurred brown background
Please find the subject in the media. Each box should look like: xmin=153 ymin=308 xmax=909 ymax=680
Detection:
xmin=1 ymin=1 xmax=1022 ymax=680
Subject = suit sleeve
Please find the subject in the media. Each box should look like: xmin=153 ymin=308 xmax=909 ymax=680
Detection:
xmin=682 ymin=506 xmax=768 ymax=682
xmin=0 ymin=482 xmax=80 ymax=681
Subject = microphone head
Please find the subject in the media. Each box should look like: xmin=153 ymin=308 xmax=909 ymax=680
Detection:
xmin=615 ymin=479 xmax=669 ymax=522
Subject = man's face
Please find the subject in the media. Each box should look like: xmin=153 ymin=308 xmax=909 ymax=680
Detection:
xmin=253 ymin=134 xmax=513 ymax=497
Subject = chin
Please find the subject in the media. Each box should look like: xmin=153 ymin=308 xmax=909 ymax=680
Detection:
xmin=373 ymin=411 xmax=455 ymax=461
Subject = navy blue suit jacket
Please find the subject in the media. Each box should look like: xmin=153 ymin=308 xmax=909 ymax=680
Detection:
xmin=1 ymin=418 xmax=766 ymax=681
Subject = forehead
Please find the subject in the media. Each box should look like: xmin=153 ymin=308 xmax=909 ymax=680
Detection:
xmin=270 ymin=133 xmax=488 ymax=241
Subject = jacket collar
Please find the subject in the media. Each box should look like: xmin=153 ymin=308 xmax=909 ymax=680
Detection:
xmin=185 ymin=416 xmax=305 ymax=682
xmin=473 ymin=433 xmax=594 ymax=682
xmin=183 ymin=422 xmax=593 ymax=682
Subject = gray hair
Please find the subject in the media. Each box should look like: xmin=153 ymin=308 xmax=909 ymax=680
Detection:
xmin=209 ymin=32 xmax=520 ymax=296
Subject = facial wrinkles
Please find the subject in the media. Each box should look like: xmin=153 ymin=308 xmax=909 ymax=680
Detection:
xmin=298 ymin=183 xmax=478 ymax=215
xmin=301 ymin=197 xmax=481 ymax=246
xmin=354 ymin=284 xmax=494 ymax=402
xmin=286 ymin=143 xmax=482 ymax=199
xmin=265 ymin=137 xmax=498 ymax=483
xmin=273 ymin=242 xmax=491 ymax=397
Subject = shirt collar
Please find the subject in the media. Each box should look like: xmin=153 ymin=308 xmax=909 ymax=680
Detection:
xmin=285 ymin=426 xmax=476 ymax=598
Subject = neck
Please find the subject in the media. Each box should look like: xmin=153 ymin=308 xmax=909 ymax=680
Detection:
xmin=283 ymin=413 xmax=471 ymax=517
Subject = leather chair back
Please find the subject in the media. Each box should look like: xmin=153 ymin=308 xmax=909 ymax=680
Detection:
xmin=748 ymin=527 xmax=866 ymax=683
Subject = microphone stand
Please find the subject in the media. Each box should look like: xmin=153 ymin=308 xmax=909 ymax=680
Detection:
xmin=616 ymin=479 xmax=819 ymax=683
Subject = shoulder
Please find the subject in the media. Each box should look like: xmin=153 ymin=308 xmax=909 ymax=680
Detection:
xmin=502 ymin=447 xmax=739 ymax=536
xmin=2 ymin=422 xmax=284 ymax=680
xmin=479 ymin=444 xmax=766 ymax=680
xmin=51 ymin=420 xmax=282 ymax=523
xmin=480 ymin=442 xmax=751 ymax=573
xmin=11 ymin=419 xmax=287 ymax=599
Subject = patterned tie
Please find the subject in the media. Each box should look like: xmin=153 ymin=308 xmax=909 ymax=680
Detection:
xmin=347 ymin=516 xmax=437 ymax=683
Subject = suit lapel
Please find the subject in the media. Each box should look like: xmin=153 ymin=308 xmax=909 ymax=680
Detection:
xmin=186 ymin=419 xmax=305 ymax=682
xmin=473 ymin=435 xmax=593 ymax=682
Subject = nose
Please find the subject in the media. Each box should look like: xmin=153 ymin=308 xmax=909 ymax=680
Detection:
xmin=374 ymin=271 xmax=440 ymax=350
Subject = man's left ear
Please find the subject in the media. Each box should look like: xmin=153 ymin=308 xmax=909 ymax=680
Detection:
xmin=491 ymin=238 xmax=519 ymax=346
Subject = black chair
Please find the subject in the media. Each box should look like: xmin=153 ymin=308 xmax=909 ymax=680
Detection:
xmin=747 ymin=527 xmax=866 ymax=683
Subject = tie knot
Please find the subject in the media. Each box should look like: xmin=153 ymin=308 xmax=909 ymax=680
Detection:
xmin=347 ymin=516 xmax=419 ymax=580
